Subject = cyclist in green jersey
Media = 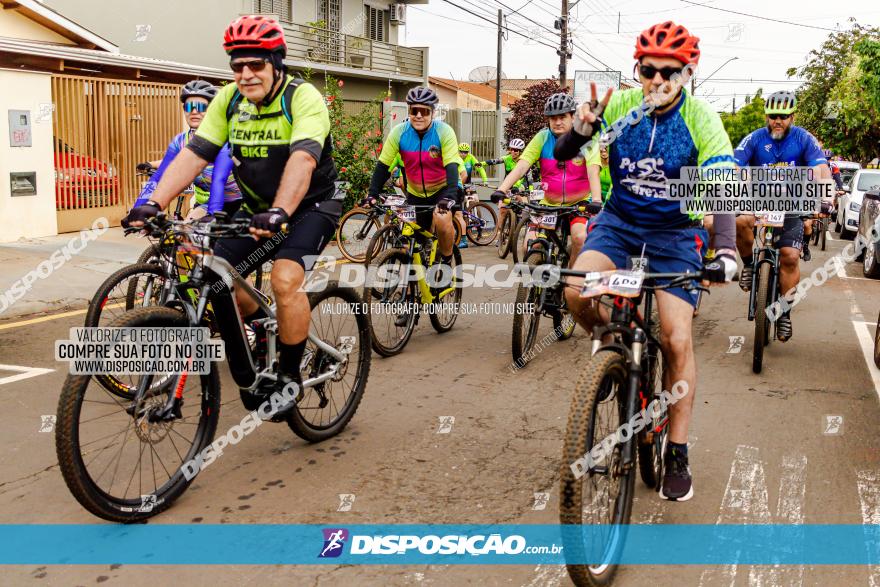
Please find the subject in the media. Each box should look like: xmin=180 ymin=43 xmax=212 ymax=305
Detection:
xmin=457 ymin=143 xmax=488 ymax=184
xmin=485 ymin=138 xmax=527 ymax=234
xmin=123 ymin=15 xmax=340 ymax=412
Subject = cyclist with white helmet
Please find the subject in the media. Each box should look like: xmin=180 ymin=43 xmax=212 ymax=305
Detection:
xmin=133 ymin=80 xmax=242 ymax=218
xmin=485 ymin=138 xmax=529 ymax=241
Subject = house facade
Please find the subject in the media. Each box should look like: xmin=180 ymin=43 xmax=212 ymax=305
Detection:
xmin=45 ymin=0 xmax=429 ymax=103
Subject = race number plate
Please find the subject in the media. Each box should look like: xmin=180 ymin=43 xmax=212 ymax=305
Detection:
xmin=395 ymin=205 xmax=416 ymax=223
xmin=465 ymin=194 xmax=479 ymax=204
xmin=530 ymin=212 xmax=557 ymax=230
xmin=529 ymin=189 xmax=545 ymax=203
xmin=579 ymin=270 xmax=645 ymax=299
xmin=384 ymin=195 xmax=405 ymax=207
xmin=757 ymin=211 xmax=785 ymax=227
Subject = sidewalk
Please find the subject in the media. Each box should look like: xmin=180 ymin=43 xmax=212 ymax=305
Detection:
xmin=0 ymin=227 xmax=347 ymax=321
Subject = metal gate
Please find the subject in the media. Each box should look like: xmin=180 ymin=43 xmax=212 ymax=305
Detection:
xmin=51 ymin=75 xmax=183 ymax=232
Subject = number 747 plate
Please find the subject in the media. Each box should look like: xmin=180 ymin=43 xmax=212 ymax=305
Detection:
xmin=580 ymin=270 xmax=644 ymax=299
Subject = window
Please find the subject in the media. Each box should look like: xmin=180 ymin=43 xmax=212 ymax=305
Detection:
xmin=857 ymin=172 xmax=880 ymax=192
xmin=365 ymin=5 xmax=388 ymax=42
xmin=253 ymin=0 xmax=291 ymax=22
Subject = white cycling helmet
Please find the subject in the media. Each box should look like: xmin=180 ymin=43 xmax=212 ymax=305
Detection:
xmin=509 ymin=138 xmax=526 ymax=150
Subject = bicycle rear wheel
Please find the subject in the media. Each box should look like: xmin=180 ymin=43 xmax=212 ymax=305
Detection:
xmin=337 ymin=208 xmax=381 ymax=263
xmin=465 ymin=202 xmax=498 ymax=246
xmin=364 ymin=223 xmax=401 ymax=265
xmin=560 ymin=349 xmax=636 ymax=586
xmin=286 ymin=282 xmax=371 ymax=442
xmin=637 ymin=340 xmax=665 ymax=490
xmin=55 ymin=307 xmax=221 ymax=522
xmin=511 ymin=214 xmax=530 ymax=264
xmin=511 ymin=249 xmax=546 ymax=367
xmin=820 ymin=220 xmax=827 ymax=251
xmin=428 ymin=246 xmax=463 ymax=333
xmin=363 ymin=248 xmax=418 ymax=356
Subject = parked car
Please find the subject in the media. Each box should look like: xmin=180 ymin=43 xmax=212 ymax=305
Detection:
xmin=858 ymin=189 xmax=880 ymax=278
xmin=54 ymin=139 xmax=120 ymax=209
xmin=837 ymin=160 xmax=861 ymax=189
xmin=836 ymin=169 xmax=880 ymax=239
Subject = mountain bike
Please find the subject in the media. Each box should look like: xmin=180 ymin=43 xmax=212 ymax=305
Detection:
xmin=362 ymin=193 xmax=461 ymax=265
xmin=558 ymin=268 xmax=704 ymax=586
xmin=747 ymin=213 xmax=785 ymax=374
xmin=510 ymin=185 xmax=549 ymax=264
xmin=496 ymin=190 xmax=529 ymax=259
xmin=812 ymin=207 xmax=830 ymax=252
xmin=511 ymin=200 xmax=587 ymax=367
xmin=362 ymin=203 xmax=463 ymax=357
xmin=56 ymin=214 xmax=370 ymax=522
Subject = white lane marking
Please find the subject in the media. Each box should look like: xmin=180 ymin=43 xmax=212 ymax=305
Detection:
xmin=856 ymin=470 xmax=880 ymax=587
xmin=524 ymin=564 xmax=566 ymax=587
xmin=699 ymin=445 xmax=771 ymax=587
xmin=748 ymin=454 xmax=808 ymax=587
xmin=0 ymin=364 xmax=54 ymax=386
xmin=834 ymin=262 xmax=880 ymax=401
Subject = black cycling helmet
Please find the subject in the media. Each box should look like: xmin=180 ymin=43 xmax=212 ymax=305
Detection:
xmin=544 ymin=92 xmax=576 ymax=116
xmin=406 ymin=86 xmax=439 ymax=107
xmin=180 ymin=80 xmax=218 ymax=103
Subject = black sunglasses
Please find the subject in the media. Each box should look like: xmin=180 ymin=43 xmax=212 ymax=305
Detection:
xmin=409 ymin=106 xmax=433 ymax=118
xmin=638 ymin=64 xmax=681 ymax=81
xmin=767 ymin=113 xmax=792 ymax=120
xmin=230 ymin=58 xmax=269 ymax=73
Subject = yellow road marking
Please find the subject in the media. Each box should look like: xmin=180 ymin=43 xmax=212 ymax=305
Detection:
xmin=0 ymin=302 xmax=125 ymax=331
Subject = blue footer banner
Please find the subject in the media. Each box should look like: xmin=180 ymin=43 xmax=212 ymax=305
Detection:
xmin=0 ymin=525 xmax=878 ymax=565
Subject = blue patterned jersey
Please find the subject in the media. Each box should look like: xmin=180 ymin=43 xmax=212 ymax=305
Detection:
xmin=733 ymin=126 xmax=827 ymax=168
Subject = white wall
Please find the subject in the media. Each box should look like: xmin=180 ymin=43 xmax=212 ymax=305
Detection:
xmin=0 ymin=69 xmax=58 ymax=242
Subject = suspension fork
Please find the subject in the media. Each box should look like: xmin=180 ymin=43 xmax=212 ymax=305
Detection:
xmin=621 ymin=329 xmax=647 ymax=468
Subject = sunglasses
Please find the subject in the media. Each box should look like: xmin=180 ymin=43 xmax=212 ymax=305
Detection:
xmin=638 ymin=64 xmax=681 ymax=81
xmin=230 ymin=58 xmax=269 ymax=73
xmin=184 ymin=101 xmax=208 ymax=114
xmin=767 ymin=114 xmax=792 ymax=121
xmin=409 ymin=107 xmax=433 ymax=118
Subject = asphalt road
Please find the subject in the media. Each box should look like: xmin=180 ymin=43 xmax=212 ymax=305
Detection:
xmin=1 ymin=231 xmax=879 ymax=586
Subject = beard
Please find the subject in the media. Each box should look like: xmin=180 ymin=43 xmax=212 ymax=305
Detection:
xmin=769 ymin=127 xmax=786 ymax=140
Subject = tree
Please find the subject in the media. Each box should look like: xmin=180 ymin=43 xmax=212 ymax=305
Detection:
xmin=504 ymin=79 xmax=565 ymax=145
xmin=720 ymin=90 xmax=765 ymax=148
xmin=786 ymin=20 xmax=880 ymax=161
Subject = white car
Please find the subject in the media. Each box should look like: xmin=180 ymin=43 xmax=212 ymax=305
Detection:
xmin=836 ymin=169 xmax=880 ymax=239
xmin=837 ymin=160 xmax=861 ymax=189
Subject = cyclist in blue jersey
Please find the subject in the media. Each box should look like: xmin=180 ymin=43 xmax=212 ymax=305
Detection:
xmin=733 ymin=91 xmax=831 ymax=342
xmin=132 ymin=80 xmax=241 ymax=219
xmin=554 ymin=21 xmax=738 ymax=502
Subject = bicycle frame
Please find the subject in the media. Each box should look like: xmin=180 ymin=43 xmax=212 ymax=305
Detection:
xmin=397 ymin=220 xmax=457 ymax=304
xmin=747 ymin=226 xmax=781 ymax=322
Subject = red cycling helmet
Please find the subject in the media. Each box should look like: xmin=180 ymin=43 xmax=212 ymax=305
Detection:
xmin=634 ymin=21 xmax=700 ymax=66
xmin=223 ymin=15 xmax=286 ymax=56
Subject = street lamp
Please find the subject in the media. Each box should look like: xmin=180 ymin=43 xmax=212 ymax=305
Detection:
xmin=692 ymin=56 xmax=739 ymax=94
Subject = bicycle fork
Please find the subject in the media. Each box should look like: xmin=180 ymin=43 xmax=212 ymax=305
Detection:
xmin=621 ymin=329 xmax=646 ymax=469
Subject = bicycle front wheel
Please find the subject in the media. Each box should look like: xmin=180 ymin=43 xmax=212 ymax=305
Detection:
xmin=363 ymin=248 xmax=418 ymax=356
xmin=56 ymin=306 xmax=221 ymax=523
xmin=428 ymin=246 xmax=463 ymax=333
xmin=560 ymin=349 xmax=636 ymax=586
xmin=465 ymin=202 xmax=498 ymax=246
xmin=497 ymin=211 xmax=513 ymax=259
xmin=337 ymin=208 xmax=381 ymax=263
xmin=511 ymin=215 xmax=530 ymax=264
xmin=511 ymin=249 xmax=546 ymax=367
xmin=752 ymin=261 xmax=772 ymax=374
xmin=286 ymin=282 xmax=371 ymax=442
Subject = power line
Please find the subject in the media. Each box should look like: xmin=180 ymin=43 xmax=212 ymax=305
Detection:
xmin=680 ymin=0 xmax=837 ymax=32
xmin=439 ymin=0 xmax=560 ymax=51
xmin=409 ymin=6 xmax=496 ymax=31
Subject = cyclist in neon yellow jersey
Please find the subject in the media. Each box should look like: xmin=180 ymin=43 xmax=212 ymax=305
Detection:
xmin=457 ymin=143 xmax=487 ymax=184
xmin=124 ymin=15 xmax=340 ymax=416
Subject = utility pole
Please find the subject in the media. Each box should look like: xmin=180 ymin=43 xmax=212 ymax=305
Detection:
xmin=494 ymin=9 xmax=504 ymax=185
xmin=732 ymin=95 xmax=736 ymax=114
xmin=557 ymin=0 xmax=569 ymax=87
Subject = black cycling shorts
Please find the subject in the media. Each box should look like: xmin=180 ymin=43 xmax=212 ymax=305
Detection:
xmin=213 ymin=199 xmax=342 ymax=275
xmin=774 ymin=216 xmax=805 ymax=251
xmin=406 ymin=192 xmax=443 ymax=231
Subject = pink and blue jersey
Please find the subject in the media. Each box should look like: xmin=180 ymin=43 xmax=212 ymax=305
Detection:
xmin=378 ymin=120 xmax=461 ymax=198
xmin=521 ymin=128 xmax=600 ymax=204
xmin=136 ymin=129 xmax=240 ymax=213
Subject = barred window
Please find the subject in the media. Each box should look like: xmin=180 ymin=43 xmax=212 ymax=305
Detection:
xmin=365 ymin=5 xmax=388 ymax=42
xmin=254 ymin=0 xmax=292 ymax=22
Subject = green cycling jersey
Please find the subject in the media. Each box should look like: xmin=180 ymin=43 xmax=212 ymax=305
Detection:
xmin=483 ymin=154 xmax=526 ymax=190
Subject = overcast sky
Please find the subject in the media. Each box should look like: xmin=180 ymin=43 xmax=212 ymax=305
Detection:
xmin=402 ymin=0 xmax=880 ymax=112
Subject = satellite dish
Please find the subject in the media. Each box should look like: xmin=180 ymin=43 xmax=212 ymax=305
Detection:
xmin=468 ymin=66 xmax=506 ymax=83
